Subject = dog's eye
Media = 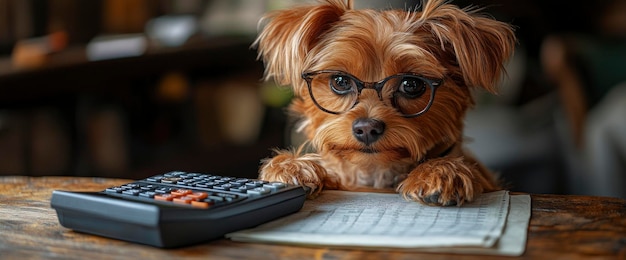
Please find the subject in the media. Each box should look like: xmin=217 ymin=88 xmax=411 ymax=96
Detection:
xmin=330 ymin=75 xmax=355 ymax=95
xmin=398 ymin=77 xmax=427 ymax=98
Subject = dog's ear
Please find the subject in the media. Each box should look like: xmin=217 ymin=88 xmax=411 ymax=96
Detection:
xmin=253 ymin=0 xmax=350 ymax=88
xmin=418 ymin=0 xmax=516 ymax=93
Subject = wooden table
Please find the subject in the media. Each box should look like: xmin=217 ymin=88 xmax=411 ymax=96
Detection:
xmin=1 ymin=176 xmax=625 ymax=259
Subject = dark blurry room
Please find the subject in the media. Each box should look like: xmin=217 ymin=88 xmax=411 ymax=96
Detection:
xmin=0 ymin=0 xmax=624 ymax=198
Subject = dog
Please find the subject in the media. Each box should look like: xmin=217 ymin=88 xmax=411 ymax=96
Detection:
xmin=253 ymin=0 xmax=516 ymax=206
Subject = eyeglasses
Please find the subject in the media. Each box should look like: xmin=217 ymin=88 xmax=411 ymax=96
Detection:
xmin=301 ymin=70 xmax=442 ymax=118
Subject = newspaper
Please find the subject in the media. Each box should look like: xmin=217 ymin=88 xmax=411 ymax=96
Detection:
xmin=226 ymin=190 xmax=531 ymax=256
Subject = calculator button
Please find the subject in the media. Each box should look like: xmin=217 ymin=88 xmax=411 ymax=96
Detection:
xmin=105 ymin=187 xmax=124 ymax=193
xmin=230 ymin=186 xmax=248 ymax=193
xmin=140 ymin=185 xmax=155 ymax=191
xmin=164 ymin=171 xmax=185 ymax=177
xmin=213 ymin=184 xmax=232 ymax=191
xmin=139 ymin=191 xmax=156 ymax=198
xmin=245 ymin=181 xmax=266 ymax=189
xmin=155 ymin=187 xmax=174 ymax=194
xmin=232 ymin=178 xmax=249 ymax=184
xmin=213 ymin=180 xmax=227 ymax=185
xmin=173 ymin=196 xmax=194 ymax=205
xmin=194 ymin=182 xmax=214 ymax=188
xmin=263 ymin=182 xmax=287 ymax=190
xmin=122 ymin=189 xmax=141 ymax=196
xmin=171 ymin=189 xmax=192 ymax=196
xmin=176 ymin=179 xmax=193 ymax=185
xmin=228 ymin=182 xmax=243 ymax=188
xmin=215 ymin=192 xmax=238 ymax=199
xmin=247 ymin=187 xmax=271 ymax=195
xmin=207 ymin=195 xmax=225 ymax=202
xmin=154 ymin=194 xmax=178 ymax=201
xmin=146 ymin=176 xmax=164 ymax=182
xmin=191 ymin=201 xmax=212 ymax=209
xmin=187 ymin=192 xmax=208 ymax=200
xmin=161 ymin=177 xmax=182 ymax=184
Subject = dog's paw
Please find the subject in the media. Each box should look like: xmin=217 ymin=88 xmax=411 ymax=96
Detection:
xmin=259 ymin=149 xmax=326 ymax=198
xmin=397 ymin=157 xmax=483 ymax=206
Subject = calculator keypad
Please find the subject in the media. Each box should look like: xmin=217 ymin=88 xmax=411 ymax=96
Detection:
xmin=103 ymin=171 xmax=287 ymax=209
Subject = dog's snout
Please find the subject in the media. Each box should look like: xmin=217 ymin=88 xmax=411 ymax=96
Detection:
xmin=352 ymin=118 xmax=385 ymax=145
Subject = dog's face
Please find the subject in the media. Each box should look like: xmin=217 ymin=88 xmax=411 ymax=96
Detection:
xmin=255 ymin=0 xmax=515 ymax=172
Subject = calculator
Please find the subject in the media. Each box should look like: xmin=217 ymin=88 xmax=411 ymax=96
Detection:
xmin=50 ymin=171 xmax=306 ymax=248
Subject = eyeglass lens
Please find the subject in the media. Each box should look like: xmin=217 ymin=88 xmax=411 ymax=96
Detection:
xmin=307 ymin=72 xmax=434 ymax=116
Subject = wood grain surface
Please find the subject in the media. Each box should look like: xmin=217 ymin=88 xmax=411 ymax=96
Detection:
xmin=1 ymin=176 xmax=625 ymax=259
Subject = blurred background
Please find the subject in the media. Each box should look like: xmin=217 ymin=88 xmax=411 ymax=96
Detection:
xmin=0 ymin=0 xmax=624 ymax=198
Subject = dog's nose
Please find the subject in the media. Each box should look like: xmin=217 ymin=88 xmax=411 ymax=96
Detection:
xmin=352 ymin=118 xmax=385 ymax=145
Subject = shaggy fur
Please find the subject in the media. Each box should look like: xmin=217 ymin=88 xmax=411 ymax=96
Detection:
xmin=254 ymin=0 xmax=516 ymax=206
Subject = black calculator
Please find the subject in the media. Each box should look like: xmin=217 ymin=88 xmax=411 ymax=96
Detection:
xmin=50 ymin=171 xmax=306 ymax=248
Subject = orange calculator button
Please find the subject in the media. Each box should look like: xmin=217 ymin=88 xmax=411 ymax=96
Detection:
xmin=187 ymin=192 xmax=208 ymax=200
xmin=191 ymin=201 xmax=212 ymax=209
xmin=173 ymin=196 xmax=194 ymax=204
xmin=154 ymin=194 xmax=178 ymax=201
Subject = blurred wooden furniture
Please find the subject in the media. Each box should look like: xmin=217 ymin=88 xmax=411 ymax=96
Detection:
xmin=0 ymin=37 xmax=281 ymax=179
xmin=0 ymin=37 xmax=261 ymax=103
xmin=1 ymin=176 xmax=625 ymax=259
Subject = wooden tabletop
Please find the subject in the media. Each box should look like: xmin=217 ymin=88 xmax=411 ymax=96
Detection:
xmin=1 ymin=176 xmax=625 ymax=259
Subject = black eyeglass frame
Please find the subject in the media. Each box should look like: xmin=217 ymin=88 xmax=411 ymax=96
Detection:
xmin=301 ymin=70 xmax=443 ymax=118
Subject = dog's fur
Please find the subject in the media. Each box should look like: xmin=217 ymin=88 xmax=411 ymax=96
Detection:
xmin=254 ymin=0 xmax=516 ymax=206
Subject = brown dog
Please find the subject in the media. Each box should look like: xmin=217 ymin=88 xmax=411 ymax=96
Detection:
xmin=254 ymin=0 xmax=516 ymax=206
